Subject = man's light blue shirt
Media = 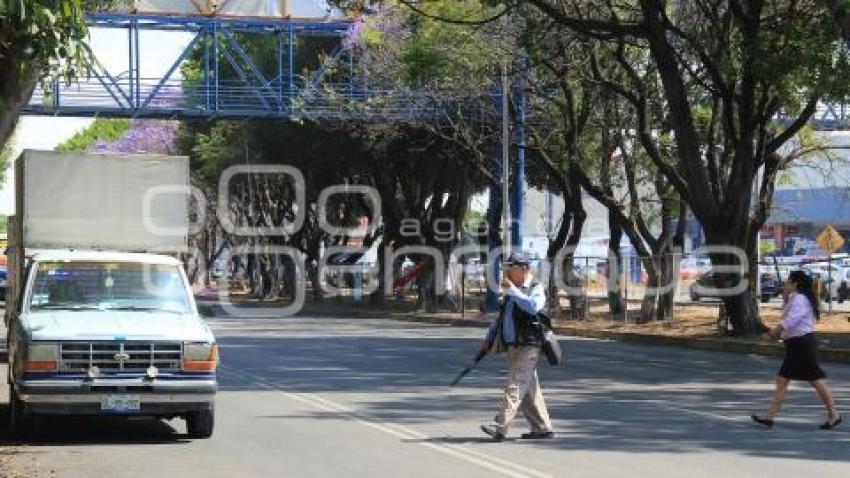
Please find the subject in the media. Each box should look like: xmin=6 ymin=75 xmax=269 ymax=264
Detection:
xmin=485 ymin=278 xmax=546 ymax=344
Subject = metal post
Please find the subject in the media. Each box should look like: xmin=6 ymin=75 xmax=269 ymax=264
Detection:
xmin=583 ymin=257 xmax=588 ymax=319
xmin=204 ymin=26 xmax=211 ymax=111
xmin=213 ymin=22 xmax=220 ymax=111
xmin=52 ymin=79 xmax=60 ymax=110
xmin=133 ymin=19 xmax=141 ymax=109
xmin=288 ymin=25 xmax=295 ymax=102
xmin=755 ymin=164 xmax=763 ymax=313
xmin=501 ymin=63 xmax=511 ymax=257
xmin=485 ymin=143 xmax=503 ymax=311
xmin=511 ymin=65 xmax=526 ymax=250
xmin=461 ymin=260 xmax=466 ymax=320
xmin=278 ymin=29 xmax=284 ymax=112
xmin=127 ymin=22 xmax=134 ymax=108
xmin=829 ymin=253 xmax=833 ymax=312
xmin=624 ymin=255 xmax=629 ymax=323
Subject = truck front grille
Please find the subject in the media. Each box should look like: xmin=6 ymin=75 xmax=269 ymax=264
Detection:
xmin=59 ymin=342 xmax=183 ymax=372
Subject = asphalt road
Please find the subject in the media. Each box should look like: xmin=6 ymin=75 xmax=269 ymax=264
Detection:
xmin=2 ymin=314 xmax=850 ymax=478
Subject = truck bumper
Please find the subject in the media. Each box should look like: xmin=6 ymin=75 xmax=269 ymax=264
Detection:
xmin=15 ymin=378 xmax=217 ymax=417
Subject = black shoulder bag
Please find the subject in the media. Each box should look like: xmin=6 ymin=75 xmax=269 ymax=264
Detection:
xmin=535 ymin=311 xmax=562 ymax=366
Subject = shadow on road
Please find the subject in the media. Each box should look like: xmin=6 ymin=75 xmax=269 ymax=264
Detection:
xmin=213 ymin=325 xmax=850 ymax=464
xmin=0 ymin=403 xmax=190 ymax=447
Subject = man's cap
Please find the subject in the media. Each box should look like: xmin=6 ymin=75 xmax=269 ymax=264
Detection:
xmin=506 ymin=251 xmax=531 ymax=266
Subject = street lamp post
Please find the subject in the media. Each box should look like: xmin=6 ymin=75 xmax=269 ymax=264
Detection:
xmin=501 ymin=62 xmax=511 ymax=258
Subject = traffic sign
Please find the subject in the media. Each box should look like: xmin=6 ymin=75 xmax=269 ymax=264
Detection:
xmin=816 ymin=225 xmax=845 ymax=255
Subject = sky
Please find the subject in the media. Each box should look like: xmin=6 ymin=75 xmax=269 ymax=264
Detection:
xmin=4 ymin=21 xmax=850 ymax=235
xmin=0 ymin=27 xmax=193 ymax=215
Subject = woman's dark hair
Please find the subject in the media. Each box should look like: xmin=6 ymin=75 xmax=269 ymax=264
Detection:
xmin=788 ymin=270 xmax=820 ymax=320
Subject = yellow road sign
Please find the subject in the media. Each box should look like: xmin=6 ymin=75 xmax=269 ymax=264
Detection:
xmin=816 ymin=225 xmax=845 ymax=254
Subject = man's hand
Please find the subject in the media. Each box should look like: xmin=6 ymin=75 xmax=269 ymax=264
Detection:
xmin=501 ymin=276 xmax=512 ymax=289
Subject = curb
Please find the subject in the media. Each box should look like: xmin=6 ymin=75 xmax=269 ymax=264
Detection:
xmin=203 ymin=301 xmax=850 ymax=364
xmin=379 ymin=314 xmax=850 ymax=364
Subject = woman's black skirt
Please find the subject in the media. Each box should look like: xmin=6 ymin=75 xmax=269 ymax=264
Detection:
xmin=779 ymin=333 xmax=826 ymax=381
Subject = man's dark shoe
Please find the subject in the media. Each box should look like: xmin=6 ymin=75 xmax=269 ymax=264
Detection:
xmin=751 ymin=415 xmax=774 ymax=428
xmin=520 ymin=431 xmax=554 ymax=440
xmin=820 ymin=415 xmax=842 ymax=430
xmin=480 ymin=424 xmax=505 ymax=441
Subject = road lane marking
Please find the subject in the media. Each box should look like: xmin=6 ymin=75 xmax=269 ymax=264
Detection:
xmin=221 ymin=366 xmax=554 ymax=478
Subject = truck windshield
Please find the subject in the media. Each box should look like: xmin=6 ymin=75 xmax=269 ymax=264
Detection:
xmin=29 ymin=261 xmax=192 ymax=314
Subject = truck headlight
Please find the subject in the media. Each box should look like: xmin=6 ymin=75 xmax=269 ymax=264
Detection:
xmin=25 ymin=342 xmax=59 ymax=372
xmin=183 ymin=342 xmax=218 ymax=372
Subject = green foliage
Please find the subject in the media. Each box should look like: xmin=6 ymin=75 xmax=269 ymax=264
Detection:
xmin=0 ymin=142 xmax=11 ymax=185
xmin=55 ymin=118 xmax=131 ymax=152
xmin=0 ymin=1 xmax=110 ymax=86
xmin=358 ymin=0 xmax=510 ymax=89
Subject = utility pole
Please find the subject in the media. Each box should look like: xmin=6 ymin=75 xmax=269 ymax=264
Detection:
xmin=754 ymin=164 xmax=764 ymax=311
xmin=501 ymin=62 xmax=511 ymax=258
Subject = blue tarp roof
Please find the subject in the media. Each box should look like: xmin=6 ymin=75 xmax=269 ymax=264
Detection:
xmin=766 ymin=187 xmax=850 ymax=226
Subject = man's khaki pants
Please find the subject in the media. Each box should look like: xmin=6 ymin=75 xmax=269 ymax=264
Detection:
xmin=494 ymin=345 xmax=552 ymax=434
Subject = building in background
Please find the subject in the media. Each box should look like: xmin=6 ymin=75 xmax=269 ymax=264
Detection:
xmin=762 ymin=187 xmax=850 ymax=255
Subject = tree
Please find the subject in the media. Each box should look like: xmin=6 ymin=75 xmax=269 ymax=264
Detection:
xmin=516 ymin=0 xmax=850 ymax=335
xmin=0 ymin=1 xmax=116 ymax=148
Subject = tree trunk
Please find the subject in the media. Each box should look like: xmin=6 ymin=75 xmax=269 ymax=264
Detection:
xmin=706 ymin=231 xmax=768 ymax=336
xmin=370 ymin=240 xmax=387 ymax=305
xmin=0 ymin=75 xmax=37 ymax=149
xmin=638 ymin=265 xmax=659 ymax=324
xmin=606 ymin=211 xmax=626 ymax=315
xmin=419 ymin=267 xmax=437 ymax=312
xmin=655 ymin=251 xmax=680 ymax=322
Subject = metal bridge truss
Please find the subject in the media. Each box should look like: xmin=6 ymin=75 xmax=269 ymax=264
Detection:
xmin=21 ymin=13 xmax=850 ymax=128
xmin=24 ymin=12 xmax=448 ymax=121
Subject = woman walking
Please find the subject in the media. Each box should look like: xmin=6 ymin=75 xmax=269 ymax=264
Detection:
xmin=752 ymin=270 xmax=841 ymax=429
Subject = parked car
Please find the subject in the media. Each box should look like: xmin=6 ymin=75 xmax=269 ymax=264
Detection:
xmin=0 ymin=266 xmax=6 ymax=303
xmin=759 ymin=273 xmax=781 ymax=302
xmin=835 ymin=267 xmax=850 ymax=303
xmin=807 ymin=271 xmax=841 ymax=303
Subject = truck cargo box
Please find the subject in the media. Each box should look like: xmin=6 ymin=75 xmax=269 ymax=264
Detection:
xmin=14 ymin=150 xmax=189 ymax=253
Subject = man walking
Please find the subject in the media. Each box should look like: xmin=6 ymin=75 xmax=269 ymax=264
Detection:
xmin=480 ymin=252 xmax=554 ymax=441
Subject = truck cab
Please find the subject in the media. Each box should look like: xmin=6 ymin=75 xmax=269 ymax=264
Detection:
xmin=6 ymin=249 xmax=217 ymax=438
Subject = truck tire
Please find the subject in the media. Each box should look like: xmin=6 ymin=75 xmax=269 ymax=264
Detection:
xmin=186 ymin=409 xmax=214 ymax=439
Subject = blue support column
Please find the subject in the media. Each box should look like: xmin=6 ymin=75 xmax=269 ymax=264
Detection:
xmin=511 ymin=77 xmax=526 ymax=251
xmin=203 ymin=26 xmax=211 ymax=111
xmin=288 ymin=25 xmax=295 ymax=102
xmin=133 ymin=18 xmax=141 ymax=109
xmin=485 ymin=142 xmax=503 ymax=312
xmin=278 ymin=29 xmax=285 ymax=112
xmin=213 ymin=22 xmax=220 ymax=112
xmin=127 ymin=22 xmax=134 ymax=109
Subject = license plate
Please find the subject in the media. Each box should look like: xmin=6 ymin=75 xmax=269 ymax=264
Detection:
xmin=101 ymin=394 xmax=141 ymax=413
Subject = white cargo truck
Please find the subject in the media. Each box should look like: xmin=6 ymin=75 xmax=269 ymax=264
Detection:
xmin=5 ymin=150 xmax=217 ymax=439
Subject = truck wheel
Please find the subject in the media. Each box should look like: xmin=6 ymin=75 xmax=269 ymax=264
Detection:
xmin=186 ymin=409 xmax=215 ymax=439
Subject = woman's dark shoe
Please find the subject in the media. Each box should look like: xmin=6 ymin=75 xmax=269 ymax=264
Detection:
xmin=520 ymin=431 xmax=554 ymax=440
xmin=751 ymin=415 xmax=774 ymax=428
xmin=820 ymin=415 xmax=842 ymax=430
